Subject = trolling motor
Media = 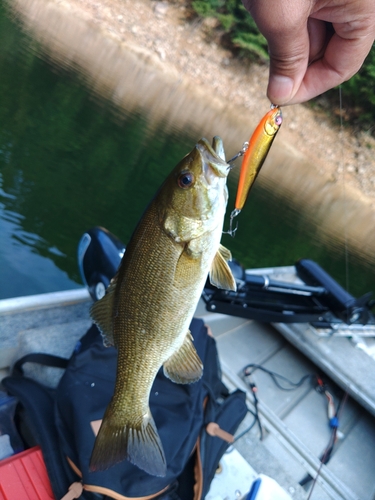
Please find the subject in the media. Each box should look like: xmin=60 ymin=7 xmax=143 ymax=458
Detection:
xmin=296 ymin=259 xmax=374 ymax=325
xmin=78 ymin=227 xmax=125 ymax=301
xmin=77 ymin=227 xmax=374 ymax=328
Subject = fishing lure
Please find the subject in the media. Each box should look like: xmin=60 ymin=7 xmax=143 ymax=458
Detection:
xmin=227 ymin=105 xmax=282 ymax=235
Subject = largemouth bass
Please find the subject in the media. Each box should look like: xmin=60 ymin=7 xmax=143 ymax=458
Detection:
xmin=89 ymin=137 xmax=236 ymax=477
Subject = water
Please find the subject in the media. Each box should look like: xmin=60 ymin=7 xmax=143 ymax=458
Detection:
xmin=0 ymin=2 xmax=374 ymax=300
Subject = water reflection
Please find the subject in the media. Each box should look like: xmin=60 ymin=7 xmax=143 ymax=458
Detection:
xmin=0 ymin=200 xmax=77 ymax=297
xmin=0 ymin=7 xmax=198 ymax=297
xmin=0 ymin=1 xmax=374 ymax=300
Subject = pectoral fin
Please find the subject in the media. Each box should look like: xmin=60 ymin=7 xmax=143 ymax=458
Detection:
xmin=90 ymin=276 xmax=117 ymax=347
xmin=209 ymin=245 xmax=237 ymax=291
xmin=218 ymin=244 xmax=232 ymax=261
xmin=163 ymin=332 xmax=203 ymax=384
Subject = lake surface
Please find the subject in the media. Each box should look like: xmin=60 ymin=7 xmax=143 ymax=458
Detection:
xmin=0 ymin=2 xmax=374 ymax=300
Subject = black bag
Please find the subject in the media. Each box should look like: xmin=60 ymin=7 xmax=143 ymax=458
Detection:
xmin=3 ymin=318 xmax=247 ymax=500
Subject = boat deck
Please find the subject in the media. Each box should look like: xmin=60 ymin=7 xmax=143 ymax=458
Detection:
xmin=1 ymin=290 xmax=375 ymax=500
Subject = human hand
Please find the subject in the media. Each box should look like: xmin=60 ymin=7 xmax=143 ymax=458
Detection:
xmin=243 ymin=0 xmax=375 ymax=105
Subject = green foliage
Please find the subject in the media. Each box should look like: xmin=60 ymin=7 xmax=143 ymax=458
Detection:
xmin=191 ymin=0 xmax=220 ymax=17
xmin=191 ymin=0 xmax=268 ymax=62
xmin=337 ymin=46 xmax=375 ymax=127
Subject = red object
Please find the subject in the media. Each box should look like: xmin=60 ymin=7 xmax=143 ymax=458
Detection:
xmin=0 ymin=446 xmax=54 ymax=500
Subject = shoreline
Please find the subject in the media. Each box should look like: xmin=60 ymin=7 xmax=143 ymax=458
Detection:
xmin=8 ymin=0 xmax=375 ymax=258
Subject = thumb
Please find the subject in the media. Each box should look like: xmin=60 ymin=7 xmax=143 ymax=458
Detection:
xmin=243 ymin=0 xmax=310 ymax=104
xmin=266 ymin=30 xmax=309 ymax=105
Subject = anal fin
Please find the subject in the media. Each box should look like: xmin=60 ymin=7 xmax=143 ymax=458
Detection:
xmin=163 ymin=331 xmax=203 ymax=384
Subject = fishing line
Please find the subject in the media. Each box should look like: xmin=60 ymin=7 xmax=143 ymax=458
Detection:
xmin=305 ymin=391 xmax=349 ymax=500
xmin=307 ymin=91 xmax=351 ymax=496
xmin=305 ymin=427 xmax=336 ymax=500
xmin=339 ymin=85 xmax=350 ymax=295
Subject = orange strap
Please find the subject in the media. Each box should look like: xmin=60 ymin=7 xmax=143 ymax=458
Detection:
xmin=65 ymin=457 xmax=169 ymax=500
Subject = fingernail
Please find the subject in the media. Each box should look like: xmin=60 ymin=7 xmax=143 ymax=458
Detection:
xmin=268 ymin=75 xmax=294 ymax=104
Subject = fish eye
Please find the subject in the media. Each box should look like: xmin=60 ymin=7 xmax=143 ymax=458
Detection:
xmin=177 ymin=171 xmax=195 ymax=189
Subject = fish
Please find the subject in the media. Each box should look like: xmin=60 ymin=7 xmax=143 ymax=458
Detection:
xmin=234 ymin=106 xmax=282 ymax=213
xmin=89 ymin=137 xmax=236 ymax=477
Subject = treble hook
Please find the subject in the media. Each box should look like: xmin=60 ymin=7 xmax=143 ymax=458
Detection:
xmin=223 ymin=141 xmax=249 ymax=235
xmin=223 ymin=208 xmax=241 ymax=237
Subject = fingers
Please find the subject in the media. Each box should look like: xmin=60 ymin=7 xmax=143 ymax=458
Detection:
xmin=243 ymin=0 xmax=375 ymax=105
xmin=288 ymin=31 xmax=375 ymax=104
xmin=243 ymin=0 xmax=312 ymax=104
xmin=307 ymin=18 xmax=333 ymax=64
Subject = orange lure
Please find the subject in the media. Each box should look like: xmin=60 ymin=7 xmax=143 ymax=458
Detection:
xmin=235 ymin=106 xmax=282 ymax=213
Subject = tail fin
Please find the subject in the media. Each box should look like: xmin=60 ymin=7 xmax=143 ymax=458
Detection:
xmin=89 ymin=405 xmax=166 ymax=477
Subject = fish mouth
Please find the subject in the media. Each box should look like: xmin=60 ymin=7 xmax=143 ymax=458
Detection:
xmin=197 ymin=138 xmax=229 ymax=182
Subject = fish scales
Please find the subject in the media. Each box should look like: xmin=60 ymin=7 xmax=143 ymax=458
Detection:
xmin=89 ymin=137 xmax=236 ymax=477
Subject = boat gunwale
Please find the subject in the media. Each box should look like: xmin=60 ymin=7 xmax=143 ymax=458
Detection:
xmin=0 ymin=288 xmax=91 ymax=315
